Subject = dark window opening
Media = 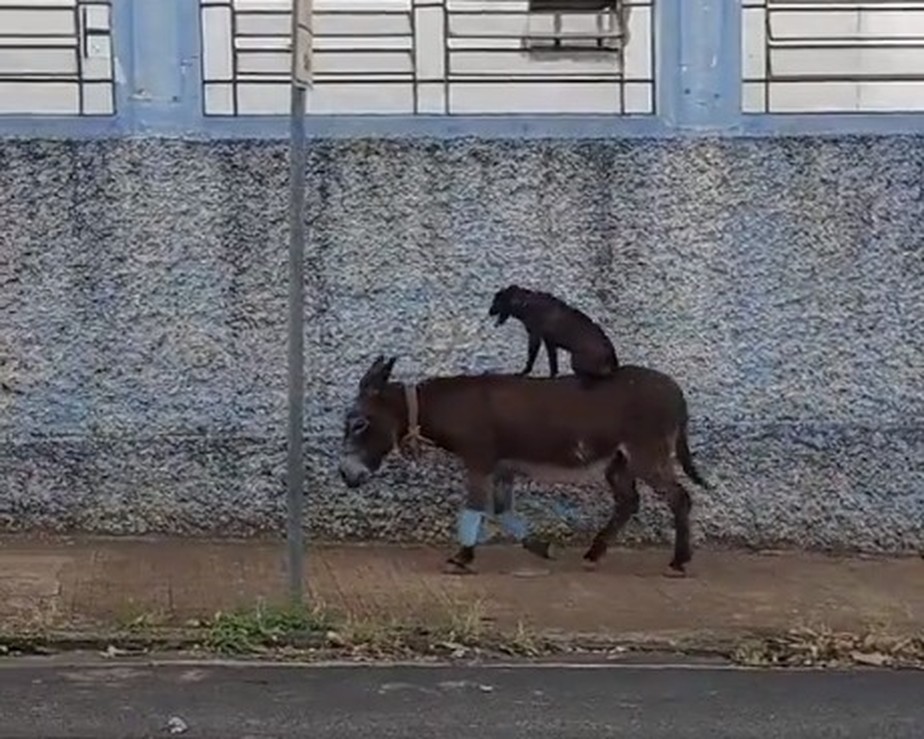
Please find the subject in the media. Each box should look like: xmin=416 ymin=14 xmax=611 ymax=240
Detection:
xmin=525 ymin=0 xmax=627 ymax=53
xmin=529 ymin=0 xmax=617 ymax=11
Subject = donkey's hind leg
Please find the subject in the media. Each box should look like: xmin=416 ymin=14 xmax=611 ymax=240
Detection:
xmin=582 ymin=452 xmax=639 ymax=569
xmin=633 ymin=458 xmax=693 ymax=577
xmin=664 ymin=480 xmax=693 ymax=576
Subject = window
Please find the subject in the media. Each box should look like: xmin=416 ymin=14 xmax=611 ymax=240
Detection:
xmin=742 ymin=0 xmax=924 ymax=113
xmin=199 ymin=0 xmax=654 ymax=116
xmin=0 ymin=0 xmax=115 ymax=116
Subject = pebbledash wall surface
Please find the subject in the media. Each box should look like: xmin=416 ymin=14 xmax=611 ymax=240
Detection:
xmin=0 ymin=0 xmax=922 ymax=552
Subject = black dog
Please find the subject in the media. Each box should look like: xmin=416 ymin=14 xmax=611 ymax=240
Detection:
xmin=488 ymin=284 xmax=619 ymax=383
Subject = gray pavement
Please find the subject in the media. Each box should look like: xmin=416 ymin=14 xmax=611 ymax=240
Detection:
xmin=0 ymin=661 xmax=922 ymax=738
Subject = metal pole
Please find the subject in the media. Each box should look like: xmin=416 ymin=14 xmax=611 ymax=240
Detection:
xmin=286 ymin=14 xmax=308 ymax=605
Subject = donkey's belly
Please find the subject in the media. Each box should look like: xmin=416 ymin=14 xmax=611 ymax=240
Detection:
xmin=499 ymin=457 xmax=611 ymax=485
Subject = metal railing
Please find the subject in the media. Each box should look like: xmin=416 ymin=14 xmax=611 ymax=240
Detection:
xmin=199 ymin=0 xmax=654 ymax=116
xmin=742 ymin=0 xmax=924 ymax=113
xmin=0 ymin=0 xmax=115 ymax=116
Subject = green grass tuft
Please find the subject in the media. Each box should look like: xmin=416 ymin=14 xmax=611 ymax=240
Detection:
xmin=204 ymin=601 xmax=336 ymax=655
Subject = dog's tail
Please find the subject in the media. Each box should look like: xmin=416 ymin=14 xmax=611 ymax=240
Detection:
xmin=676 ymin=421 xmax=709 ymax=489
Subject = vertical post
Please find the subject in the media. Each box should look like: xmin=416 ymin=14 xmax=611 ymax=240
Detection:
xmin=661 ymin=0 xmax=741 ymax=130
xmin=286 ymin=0 xmax=313 ymax=605
xmin=124 ymin=0 xmax=203 ymax=134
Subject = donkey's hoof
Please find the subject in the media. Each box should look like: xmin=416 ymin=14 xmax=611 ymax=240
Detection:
xmin=581 ymin=545 xmax=604 ymax=569
xmin=663 ymin=564 xmax=688 ymax=579
xmin=582 ymin=542 xmax=607 ymax=564
xmin=443 ymin=560 xmax=476 ymax=576
xmin=581 ymin=558 xmax=599 ymax=572
xmin=523 ymin=537 xmax=554 ymax=560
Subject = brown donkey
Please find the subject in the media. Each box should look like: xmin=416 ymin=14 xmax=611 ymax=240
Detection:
xmin=338 ymin=356 xmax=708 ymax=576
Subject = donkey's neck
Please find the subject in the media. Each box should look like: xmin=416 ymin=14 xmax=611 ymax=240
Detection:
xmin=384 ymin=379 xmax=449 ymax=451
xmin=381 ymin=383 xmax=411 ymax=437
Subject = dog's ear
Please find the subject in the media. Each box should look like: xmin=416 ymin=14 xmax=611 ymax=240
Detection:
xmin=507 ymin=285 xmax=528 ymax=309
xmin=500 ymin=285 xmax=520 ymax=303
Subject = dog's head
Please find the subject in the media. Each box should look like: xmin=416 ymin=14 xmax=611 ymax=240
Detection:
xmin=488 ymin=285 xmax=523 ymax=326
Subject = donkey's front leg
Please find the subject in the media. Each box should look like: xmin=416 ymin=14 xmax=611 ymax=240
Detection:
xmin=445 ymin=468 xmax=494 ymax=575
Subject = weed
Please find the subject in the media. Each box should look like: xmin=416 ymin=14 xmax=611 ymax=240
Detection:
xmin=116 ymin=608 xmax=172 ymax=633
xmin=335 ymin=614 xmax=414 ymax=654
xmin=441 ymin=597 xmax=488 ymax=645
xmin=508 ymin=620 xmax=542 ymax=656
xmin=204 ymin=600 xmax=336 ymax=655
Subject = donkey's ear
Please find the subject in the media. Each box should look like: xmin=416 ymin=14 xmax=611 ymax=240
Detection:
xmin=359 ymin=354 xmax=387 ymax=393
xmin=381 ymin=356 xmax=397 ymax=382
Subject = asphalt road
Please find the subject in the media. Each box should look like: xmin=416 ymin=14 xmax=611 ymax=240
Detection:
xmin=1 ymin=660 xmax=922 ymax=738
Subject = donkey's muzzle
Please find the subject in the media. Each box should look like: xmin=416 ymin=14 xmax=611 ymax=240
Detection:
xmin=338 ymin=457 xmax=370 ymax=488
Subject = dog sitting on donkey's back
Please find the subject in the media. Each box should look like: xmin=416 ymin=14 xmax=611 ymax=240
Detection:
xmin=489 ymin=284 xmax=619 ymax=386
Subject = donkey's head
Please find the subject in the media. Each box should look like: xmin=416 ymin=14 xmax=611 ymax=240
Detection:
xmin=338 ymin=354 xmax=401 ymax=488
xmin=488 ymin=284 xmax=523 ymax=326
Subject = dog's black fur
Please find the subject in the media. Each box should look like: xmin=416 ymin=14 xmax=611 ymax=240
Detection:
xmin=488 ymin=285 xmax=619 ymax=384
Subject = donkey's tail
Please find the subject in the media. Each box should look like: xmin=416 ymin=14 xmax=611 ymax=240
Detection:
xmin=676 ymin=421 xmax=709 ymax=490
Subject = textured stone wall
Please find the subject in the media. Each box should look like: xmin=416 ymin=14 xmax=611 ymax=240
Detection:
xmin=0 ymin=137 xmax=921 ymax=552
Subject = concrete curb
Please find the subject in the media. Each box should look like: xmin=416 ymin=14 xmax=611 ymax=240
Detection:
xmin=2 ymin=626 xmax=922 ymax=671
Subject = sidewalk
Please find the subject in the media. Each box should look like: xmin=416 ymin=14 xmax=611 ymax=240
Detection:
xmin=1 ymin=535 xmax=921 ymax=643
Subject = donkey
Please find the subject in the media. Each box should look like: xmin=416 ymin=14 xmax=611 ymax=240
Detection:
xmin=338 ymin=355 xmax=708 ymax=577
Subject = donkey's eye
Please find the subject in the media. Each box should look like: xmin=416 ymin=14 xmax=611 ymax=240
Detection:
xmin=350 ymin=417 xmax=370 ymax=435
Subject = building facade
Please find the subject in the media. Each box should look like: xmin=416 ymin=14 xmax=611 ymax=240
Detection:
xmin=0 ymin=0 xmax=922 ymax=552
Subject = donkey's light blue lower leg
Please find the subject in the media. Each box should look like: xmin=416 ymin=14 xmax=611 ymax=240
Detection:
xmin=457 ymin=508 xmax=486 ymax=547
xmin=494 ymin=483 xmax=528 ymax=541
xmin=499 ymin=511 xmax=529 ymax=541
